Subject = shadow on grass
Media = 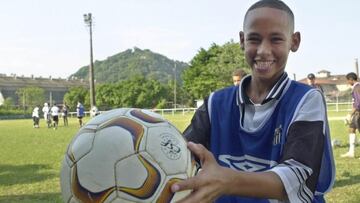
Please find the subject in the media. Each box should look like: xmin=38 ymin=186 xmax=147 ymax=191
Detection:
xmin=333 ymin=174 xmax=360 ymax=188
xmin=0 ymin=192 xmax=62 ymax=203
xmin=0 ymin=164 xmax=56 ymax=186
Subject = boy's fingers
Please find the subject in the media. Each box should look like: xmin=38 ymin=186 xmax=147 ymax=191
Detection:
xmin=171 ymin=176 xmax=198 ymax=193
xmin=187 ymin=142 xmax=215 ymax=166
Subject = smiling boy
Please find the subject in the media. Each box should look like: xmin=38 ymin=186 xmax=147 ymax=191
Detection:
xmin=171 ymin=0 xmax=335 ymax=202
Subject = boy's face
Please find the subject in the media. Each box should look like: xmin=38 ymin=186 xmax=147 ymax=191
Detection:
xmin=240 ymin=7 xmax=300 ymax=82
xmin=232 ymin=75 xmax=242 ymax=85
xmin=347 ymin=79 xmax=355 ymax=86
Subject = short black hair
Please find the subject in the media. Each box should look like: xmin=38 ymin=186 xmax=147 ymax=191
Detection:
xmin=244 ymin=0 xmax=294 ymax=31
xmin=307 ymin=73 xmax=315 ymax=80
xmin=346 ymin=72 xmax=358 ymax=81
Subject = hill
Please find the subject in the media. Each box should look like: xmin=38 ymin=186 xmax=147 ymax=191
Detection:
xmin=70 ymin=47 xmax=188 ymax=84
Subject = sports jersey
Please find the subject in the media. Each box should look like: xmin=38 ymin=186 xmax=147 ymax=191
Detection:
xmin=32 ymin=107 xmax=39 ymax=118
xmin=184 ymin=73 xmax=335 ymax=203
xmin=351 ymin=82 xmax=360 ymax=110
xmin=77 ymin=104 xmax=85 ymax=117
xmin=51 ymin=106 xmax=60 ymax=116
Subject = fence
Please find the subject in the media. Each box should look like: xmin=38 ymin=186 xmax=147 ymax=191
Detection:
xmin=327 ymin=102 xmax=352 ymax=112
xmin=0 ymin=102 xmax=353 ymax=120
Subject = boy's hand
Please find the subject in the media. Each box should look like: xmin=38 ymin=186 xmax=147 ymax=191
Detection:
xmin=171 ymin=142 xmax=231 ymax=203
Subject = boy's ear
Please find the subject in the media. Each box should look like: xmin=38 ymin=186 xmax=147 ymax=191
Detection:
xmin=239 ymin=31 xmax=245 ymax=50
xmin=290 ymin=32 xmax=301 ymax=52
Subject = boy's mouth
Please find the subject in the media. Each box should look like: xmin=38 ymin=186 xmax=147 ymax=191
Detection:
xmin=254 ymin=60 xmax=274 ymax=72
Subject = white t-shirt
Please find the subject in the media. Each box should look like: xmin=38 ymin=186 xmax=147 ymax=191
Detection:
xmin=51 ymin=106 xmax=60 ymax=116
xmin=32 ymin=107 xmax=39 ymax=117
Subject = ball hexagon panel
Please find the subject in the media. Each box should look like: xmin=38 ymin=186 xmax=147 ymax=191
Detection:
xmin=67 ymin=131 xmax=95 ymax=163
xmin=116 ymin=152 xmax=166 ymax=202
xmin=145 ymin=126 xmax=188 ymax=175
xmin=76 ymin=126 xmax=135 ymax=193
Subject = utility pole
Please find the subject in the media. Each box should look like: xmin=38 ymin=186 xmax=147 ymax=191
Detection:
xmin=83 ymin=13 xmax=96 ymax=109
xmin=174 ymin=63 xmax=177 ymax=109
xmin=355 ymin=58 xmax=359 ymax=77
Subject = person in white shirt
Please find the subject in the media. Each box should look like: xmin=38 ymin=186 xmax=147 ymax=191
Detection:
xmin=90 ymin=105 xmax=99 ymax=117
xmin=42 ymin=102 xmax=51 ymax=128
xmin=50 ymin=103 xmax=60 ymax=129
xmin=32 ymin=105 xmax=40 ymax=128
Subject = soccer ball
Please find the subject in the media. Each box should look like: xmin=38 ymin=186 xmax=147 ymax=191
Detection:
xmin=60 ymin=108 xmax=197 ymax=203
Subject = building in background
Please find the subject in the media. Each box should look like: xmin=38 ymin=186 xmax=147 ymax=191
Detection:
xmin=0 ymin=74 xmax=88 ymax=106
xmin=298 ymin=70 xmax=350 ymax=102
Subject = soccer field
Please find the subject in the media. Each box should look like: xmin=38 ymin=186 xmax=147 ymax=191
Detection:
xmin=0 ymin=112 xmax=359 ymax=202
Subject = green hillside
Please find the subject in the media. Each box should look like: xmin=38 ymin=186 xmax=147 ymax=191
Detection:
xmin=71 ymin=47 xmax=188 ymax=84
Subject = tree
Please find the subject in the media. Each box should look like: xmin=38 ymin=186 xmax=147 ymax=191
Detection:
xmin=94 ymin=75 xmax=171 ymax=109
xmin=182 ymin=41 xmax=250 ymax=104
xmin=63 ymin=87 xmax=88 ymax=111
xmin=15 ymin=86 xmax=45 ymax=109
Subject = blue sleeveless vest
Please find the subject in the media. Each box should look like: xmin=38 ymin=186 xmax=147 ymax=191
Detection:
xmin=209 ymin=81 xmax=334 ymax=203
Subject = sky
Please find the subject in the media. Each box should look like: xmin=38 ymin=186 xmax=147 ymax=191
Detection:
xmin=0 ymin=0 xmax=359 ymax=80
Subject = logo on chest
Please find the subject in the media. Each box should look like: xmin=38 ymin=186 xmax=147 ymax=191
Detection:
xmin=273 ymin=125 xmax=282 ymax=145
xmin=219 ymin=154 xmax=277 ymax=172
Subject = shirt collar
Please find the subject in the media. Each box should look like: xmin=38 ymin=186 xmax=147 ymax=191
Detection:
xmin=237 ymin=72 xmax=290 ymax=105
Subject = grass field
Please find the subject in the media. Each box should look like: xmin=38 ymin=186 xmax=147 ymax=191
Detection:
xmin=0 ymin=111 xmax=359 ymax=202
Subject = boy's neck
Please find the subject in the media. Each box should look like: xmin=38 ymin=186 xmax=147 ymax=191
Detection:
xmin=246 ymin=77 xmax=279 ymax=104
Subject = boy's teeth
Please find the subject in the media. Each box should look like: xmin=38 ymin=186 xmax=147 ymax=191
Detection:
xmin=257 ymin=61 xmax=272 ymax=67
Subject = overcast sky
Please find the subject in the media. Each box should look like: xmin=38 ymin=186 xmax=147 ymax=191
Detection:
xmin=0 ymin=0 xmax=359 ymax=80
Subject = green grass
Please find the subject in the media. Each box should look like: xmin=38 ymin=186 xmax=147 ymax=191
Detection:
xmin=0 ymin=111 xmax=360 ymax=202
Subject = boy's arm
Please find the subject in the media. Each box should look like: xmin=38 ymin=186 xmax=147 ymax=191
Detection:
xmin=270 ymin=90 xmax=326 ymax=202
xmin=183 ymin=98 xmax=211 ymax=149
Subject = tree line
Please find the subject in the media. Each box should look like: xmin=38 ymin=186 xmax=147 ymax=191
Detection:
xmin=1 ymin=41 xmax=250 ymax=112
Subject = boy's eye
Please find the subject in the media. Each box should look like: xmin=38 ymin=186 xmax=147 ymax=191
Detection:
xmin=247 ymin=37 xmax=260 ymax=43
xmin=271 ymin=37 xmax=284 ymax=43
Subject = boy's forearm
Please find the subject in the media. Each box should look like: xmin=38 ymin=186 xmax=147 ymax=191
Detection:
xmin=224 ymin=168 xmax=287 ymax=200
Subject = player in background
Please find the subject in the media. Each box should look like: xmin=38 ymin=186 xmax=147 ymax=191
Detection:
xmin=62 ymin=103 xmax=69 ymax=126
xmin=42 ymin=102 xmax=51 ymax=128
xmin=76 ymin=102 xmax=85 ymax=127
xmin=50 ymin=103 xmax=60 ymax=130
xmin=307 ymin=73 xmax=324 ymax=93
xmin=90 ymin=105 xmax=100 ymax=117
xmin=232 ymin=69 xmax=247 ymax=86
xmin=171 ymin=0 xmax=334 ymax=202
xmin=32 ymin=105 xmax=40 ymax=128
xmin=341 ymin=72 xmax=360 ymax=158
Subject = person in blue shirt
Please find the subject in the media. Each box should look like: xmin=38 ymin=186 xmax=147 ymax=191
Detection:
xmin=76 ymin=101 xmax=85 ymax=127
xmin=171 ymin=0 xmax=334 ymax=202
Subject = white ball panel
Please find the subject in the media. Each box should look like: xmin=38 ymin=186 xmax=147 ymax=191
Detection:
xmin=60 ymin=157 xmax=72 ymax=203
xmin=70 ymin=132 xmax=95 ymax=162
xmin=116 ymin=152 xmax=165 ymax=203
xmin=146 ymin=126 xmax=188 ymax=175
xmin=76 ymin=126 xmax=135 ymax=193
xmin=111 ymin=197 xmax=137 ymax=203
xmin=115 ymin=154 xmax=148 ymax=189
xmin=102 ymin=191 xmax=118 ymax=203
xmin=69 ymin=197 xmax=79 ymax=203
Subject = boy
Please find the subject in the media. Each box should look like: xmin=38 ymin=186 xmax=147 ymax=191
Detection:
xmin=171 ymin=0 xmax=335 ymax=202
xmin=50 ymin=103 xmax=60 ymax=130
xmin=341 ymin=72 xmax=360 ymax=158
xmin=76 ymin=102 xmax=85 ymax=127
xmin=307 ymin=73 xmax=324 ymax=93
xmin=32 ymin=105 xmax=40 ymax=128
xmin=232 ymin=69 xmax=247 ymax=85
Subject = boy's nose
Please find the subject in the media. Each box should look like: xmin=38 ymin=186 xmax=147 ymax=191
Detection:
xmin=256 ymin=41 xmax=272 ymax=56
